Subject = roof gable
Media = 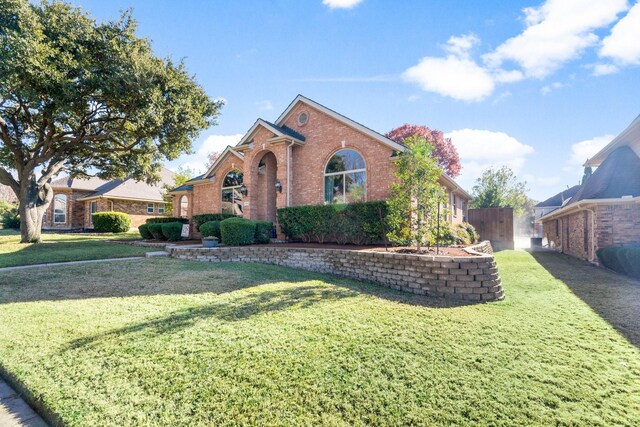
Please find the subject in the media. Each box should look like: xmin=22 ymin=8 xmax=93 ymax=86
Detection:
xmin=202 ymin=146 xmax=244 ymax=179
xmin=535 ymin=185 xmax=582 ymax=208
xmin=238 ymin=119 xmax=305 ymax=146
xmin=587 ymin=114 xmax=640 ymax=167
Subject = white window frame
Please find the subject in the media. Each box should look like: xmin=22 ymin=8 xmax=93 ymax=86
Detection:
xmin=90 ymin=201 xmax=98 ymax=226
xmin=147 ymin=203 xmax=154 ymax=214
xmin=323 ymin=149 xmax=367 ymax=204
xmin=53 ymin=194 xmax=67 ymax=224
xmin=179 ymin=195 xmax=189 ymax=217
xmin=158 ymin=204 xmax=165 ymax=214
xmin=221 ymin=170 xmax=244 ymax=216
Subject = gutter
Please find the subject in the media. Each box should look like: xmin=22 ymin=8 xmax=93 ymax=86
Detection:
xmin=537 ymin=196 xmax=640 ymax=222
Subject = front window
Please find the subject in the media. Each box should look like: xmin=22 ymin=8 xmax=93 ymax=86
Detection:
xmin=324 ymin=149 xmax=366 ymax=204
xmin=180 ymin=196 xmax=188 ymax=217
xmin=221 ymin=170 xmax=243 ymax=215
xmin=147 ymin=203 xmax=154 ymax=214
xmin=158 ymin=204 xmax=165 ymax=214
xmin=53 ymin=194 xmax=67 ymax=223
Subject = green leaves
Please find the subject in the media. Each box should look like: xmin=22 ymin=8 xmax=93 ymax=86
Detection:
xmin=470 ymin=166 xmax=530 ymax=216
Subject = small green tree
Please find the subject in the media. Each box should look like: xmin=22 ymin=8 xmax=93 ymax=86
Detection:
xmin=386 ymin=135 xmax=446 ymax=250
xmin=163 ymin=166 xmax=196 ymax=213
xmin=470 ymin=166 xmax=529 ymax=216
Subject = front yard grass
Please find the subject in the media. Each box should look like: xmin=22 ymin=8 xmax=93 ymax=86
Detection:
xmin=0 ymin=251 xmax=638 ymax=426
xmin=0 ymin=230 xmax=148 ymax=268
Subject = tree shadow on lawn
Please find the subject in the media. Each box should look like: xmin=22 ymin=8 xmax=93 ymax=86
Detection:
xmin=530 ymin=250 xmax=640 ymax=348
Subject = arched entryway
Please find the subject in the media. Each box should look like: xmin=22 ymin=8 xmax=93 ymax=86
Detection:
xmin=255 ymin=151 xmax=278 ymax=223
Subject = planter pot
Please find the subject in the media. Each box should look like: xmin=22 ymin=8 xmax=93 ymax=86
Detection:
xmin=202 ymin=238 xmax=219 ymax=248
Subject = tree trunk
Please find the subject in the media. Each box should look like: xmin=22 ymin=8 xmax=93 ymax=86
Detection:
xmin=18 ymin=174 xmax=53 ymax=243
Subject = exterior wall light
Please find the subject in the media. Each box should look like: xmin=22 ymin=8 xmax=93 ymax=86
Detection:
xmin=275 ymin=180 xmax=282 ymax=193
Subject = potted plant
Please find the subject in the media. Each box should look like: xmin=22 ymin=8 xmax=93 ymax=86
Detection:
xmin=202 ymin=236 xmax=219 ymax=248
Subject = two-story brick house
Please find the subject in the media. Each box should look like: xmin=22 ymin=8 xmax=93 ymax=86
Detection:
xmin=170 ymin=95 xmax=472 ymax=237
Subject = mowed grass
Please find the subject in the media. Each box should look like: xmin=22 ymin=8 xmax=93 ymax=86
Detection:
xmin=0 ymin=251 xmax=639 ymax=426
xmin=0 ymin=230 xmax=148 ymax=268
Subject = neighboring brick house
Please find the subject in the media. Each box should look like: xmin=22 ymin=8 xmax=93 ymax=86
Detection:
xmin=538 ymin=114 xmax=640 ymax=264
xmin=170 ymin=95 xmax=472 ymax=237
xmin=45 ymin=168 xmax=175 ymax=230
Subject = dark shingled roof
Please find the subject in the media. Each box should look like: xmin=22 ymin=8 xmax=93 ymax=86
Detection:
xmin=262 ymin=120 xmax=306 ymax=142
xmin=535 ymin=184 xmax=582 ymax=208
xmin=168 ymin=174 xmax=203 ymax=193
xmin=568 ymin=146 xmax=640 ymax=205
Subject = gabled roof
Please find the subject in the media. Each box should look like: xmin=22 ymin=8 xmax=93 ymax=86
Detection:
xmin=535 ymin=185 xmax=582 ymax=208
xmin=274 ymin=94 xmax=406 ymax=153
xmin=587 ymin=114 xmax=640 ymax=167
xmin=201 ymin=146 xmax=244 ymax=179
xmin=168 ymin=174 xmax=203 ymax=194
xmin=237 ymin=118 xmax=305 ymax=146
xmin=73 ymin=168 xmax=175 ymax=203
xmin=569 ymin=146 xmax=640 ymax=204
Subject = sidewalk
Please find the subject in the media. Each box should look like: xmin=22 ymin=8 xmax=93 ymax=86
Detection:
xmin=0 ymin=380 xmax=47 ymax=427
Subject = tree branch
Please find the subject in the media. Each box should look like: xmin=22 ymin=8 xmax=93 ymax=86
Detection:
xmin=0 ymin=166 xmax=19 ymax=195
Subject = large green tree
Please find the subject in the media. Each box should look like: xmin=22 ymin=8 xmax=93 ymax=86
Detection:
xmin=386 ymin=135 xmax=446 ymax=251
xmin=0 ymin=0 xmax=221 ymax=242
xmin=470 ymin=166 xmax=530 ymax=216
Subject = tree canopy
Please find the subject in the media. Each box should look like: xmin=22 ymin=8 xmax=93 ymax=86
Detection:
xmin=385 ymin=124 xmax=461 ymax=177
xmin=470 ymin=166 xmax=530 ymax=216
xmin=0 ymin=0 xmax=221 ymax=241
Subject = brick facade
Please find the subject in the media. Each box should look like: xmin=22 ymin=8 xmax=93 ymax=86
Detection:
xmin=169 ymin=242 xmax=504 ymax=303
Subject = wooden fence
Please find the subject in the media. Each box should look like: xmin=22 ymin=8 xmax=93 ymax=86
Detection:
xmin=468 ymin=208 xmax=514 ymax=251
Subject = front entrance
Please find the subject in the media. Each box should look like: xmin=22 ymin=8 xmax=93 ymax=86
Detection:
xmin=255 ymin=151 xmax=278 ymax=223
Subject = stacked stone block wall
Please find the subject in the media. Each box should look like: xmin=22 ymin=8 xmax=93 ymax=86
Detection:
xmin=170 ymin=245 xmax=504 ymax=302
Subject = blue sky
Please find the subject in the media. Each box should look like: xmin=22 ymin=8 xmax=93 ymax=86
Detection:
xmin=72 ymin=0 xmax=640 ymax=200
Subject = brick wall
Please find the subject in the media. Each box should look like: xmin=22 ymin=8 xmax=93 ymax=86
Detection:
xmin=43 ymin=189 xmax=89 ymax=229
xmin=169 ymin=246 xmax=504 ymax=302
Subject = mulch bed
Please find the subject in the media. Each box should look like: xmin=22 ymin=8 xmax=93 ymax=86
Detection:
xmin=261 ymin=242 xmax=474 ymax=257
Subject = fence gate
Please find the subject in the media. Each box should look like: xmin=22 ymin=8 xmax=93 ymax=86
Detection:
xmin=468 ymin=208 xmax=514 ymax=251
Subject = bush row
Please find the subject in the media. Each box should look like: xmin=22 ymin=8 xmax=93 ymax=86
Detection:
xmin=192 ymin=213 xmax=236 ymax=228
xmin=146 ymin=216 xmax=188 ymax=225
xmin=276 ymin=201 xmax=389 ymax=245
xmin=597 ymin=244 xmax=640 ymax=278
xmin=92 ymin=212 xmax=131 ymax=233
xmin=140 ymin=221 xmax=185 ymax=241
xmin=200 ymin=217 xmax=274 ymax=246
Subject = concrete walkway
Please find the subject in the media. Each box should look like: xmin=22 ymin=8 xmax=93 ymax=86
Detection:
xmin=0 ymin=256 xmax=144 ymax=272
xmin=0 ymin=380 xmax=47 ymax=427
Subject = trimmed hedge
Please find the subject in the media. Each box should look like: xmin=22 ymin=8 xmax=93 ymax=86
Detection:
xmin=254 ymin=220 xmax=273 ymax=244
xmin=199 ymin=220 xmax=221 ymax=239
xmin=146 ymin=217 xmax=188 ymax=225
xmin=91 ymin=212 xmax=131 ymax=233
xmin=220 ymin=217 xmax=255 ymax=246
xmin=161 ymin=222 xmax=183 ymax=241
xmin=277 ymin=201 xmax=388 ymax=245
xmin=193 ymin=213 xmax=236 ymax=229
xmin=597 ymin=244 xmax=640 ymax=278
xmin=138 ymin=223 xmax=153 ymax=239
xmin=148 ymin=223 xmax=167 ymax=241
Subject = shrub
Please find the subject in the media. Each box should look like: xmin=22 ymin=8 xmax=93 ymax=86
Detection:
xmin=463 ymin=222 xmax=479 ymax=244
xmin=148 ymin=223 xmax=167 ymax=241
xmin=146 ymin=217 xmax=188 ymax=225
xmin=199 ymin=220 xmax=221 ymax=238
xmin=220 ymin=217 xmax=255 ymax=246
xmin=1 ymin=201 xmax=19 ymax=229
xmin=92 ymin=212 xmax=131 ymax=233
xmin=138 ymin=223 xmax=153 ymax=239
xmin=193 ymin=213 xmax=237 ymax=229
xmin=597 ymin=244 xmax=640 ymax=278
xmin=161 ymin=222 xmax=183 ymax=241
xmin=277 ymin=201 xmax=388 ymax=245
xmin=254 ymin=220 xmax=273 ymax=244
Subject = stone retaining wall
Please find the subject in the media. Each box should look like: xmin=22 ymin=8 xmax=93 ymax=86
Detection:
xmin=169 ymin=244 xmax=504 ymax=302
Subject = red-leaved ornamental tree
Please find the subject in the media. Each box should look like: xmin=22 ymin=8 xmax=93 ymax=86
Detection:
xmin=385 ymin=124 xmax=461 ymax=177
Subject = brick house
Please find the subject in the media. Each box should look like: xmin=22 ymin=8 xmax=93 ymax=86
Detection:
xmin=538 ymin=114 xmax=640 ymax=263
xmin=170 ymin=95 xmax=472 ymax=237
xmin=45 ymin=168 xmax=175 ymax=230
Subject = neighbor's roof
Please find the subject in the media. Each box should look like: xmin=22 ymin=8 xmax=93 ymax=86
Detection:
xmin=168 ymin=174 xmax=203 ymax=194
xmin=569 ymin=146 xmax=640 ymax=204
xmin=586 ymin=114 xmax=640 ymax=167
xmin=54 ymin=168 xmax=175 ymax=203
xmin=534 ymin=185 xmax=582 ymax=208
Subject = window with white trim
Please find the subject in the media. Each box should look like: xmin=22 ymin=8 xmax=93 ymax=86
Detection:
xmin=158 ymin=204 xmax=165 ymax=214
xmin=324 ymin=149 xmax=366 ymax=204
xmin=147 ymin=203 xmax=154 ymax=214
xmin=221 ymin=170 xmax=243 ymax=215
xmin=53 ymin=194 xmax=67 ymax=224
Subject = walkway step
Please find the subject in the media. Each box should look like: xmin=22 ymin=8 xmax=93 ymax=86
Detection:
xmin=0 ymin=381 xmax=48 ymax=427
xmin=145 ymin=251 xmax=169 ymax=257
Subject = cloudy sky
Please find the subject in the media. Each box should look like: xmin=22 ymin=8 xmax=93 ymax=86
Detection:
xmin=73 ymin=0 xmax=640 ymax=200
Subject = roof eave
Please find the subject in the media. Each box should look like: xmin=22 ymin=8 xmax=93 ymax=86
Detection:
xmin=537 ymin=196 xmax=640 ymax=222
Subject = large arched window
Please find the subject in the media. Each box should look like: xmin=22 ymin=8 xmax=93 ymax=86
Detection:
xmin=221 ymin=170 xmax=244 ymax=215
xmin=179 ymin=195 xmax=189 ymax=217
xmin=324 ymin=149 xmax=366 ymax=204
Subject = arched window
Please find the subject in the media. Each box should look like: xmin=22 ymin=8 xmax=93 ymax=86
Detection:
xmin=324 ymin=149 xmax=366 ymax=204
xmin=53 ymin=194 xmax=67 ymax=223
xmin=221 ymin=170 xmax=244 ymax=215
xmin=180 ymin=195 xmax=189 ymax=217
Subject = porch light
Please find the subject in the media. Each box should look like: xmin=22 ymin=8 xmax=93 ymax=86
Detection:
xmin=239 ymin=183 xmax=248 ymax=196
xmin=275 ymin=180 xmax=282 ymax=193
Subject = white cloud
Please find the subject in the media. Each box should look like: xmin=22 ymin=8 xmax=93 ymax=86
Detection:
xmin=600 ymin=1 xmax=640 ymax=65
xmin=541 ymin=81 xmax=565 ymax=94
xmin=322 ymin=0 xmax=363 ymax=9
xmin=171 ymin=133 xmax=244 ymax=175
xmin=568 ymin=134 xmax=614 ymax=166
xmin=256 ymin=100 xmax=273 ymax=111
xmin=402 ymin=34 xmax=495 ymax=102
xmin=445 ymin=128 xmax=534 ymax=190
xmin=591 ymin=63 xmax=619 ymax=76
xmin=483 ymin=0 xmax=627 ymax=78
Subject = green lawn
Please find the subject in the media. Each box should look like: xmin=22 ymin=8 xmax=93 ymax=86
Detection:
xmin=0 ymin=230 xmax=149 ymax=268
xmin=0 ymin=251 xmax=638 ymax=426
